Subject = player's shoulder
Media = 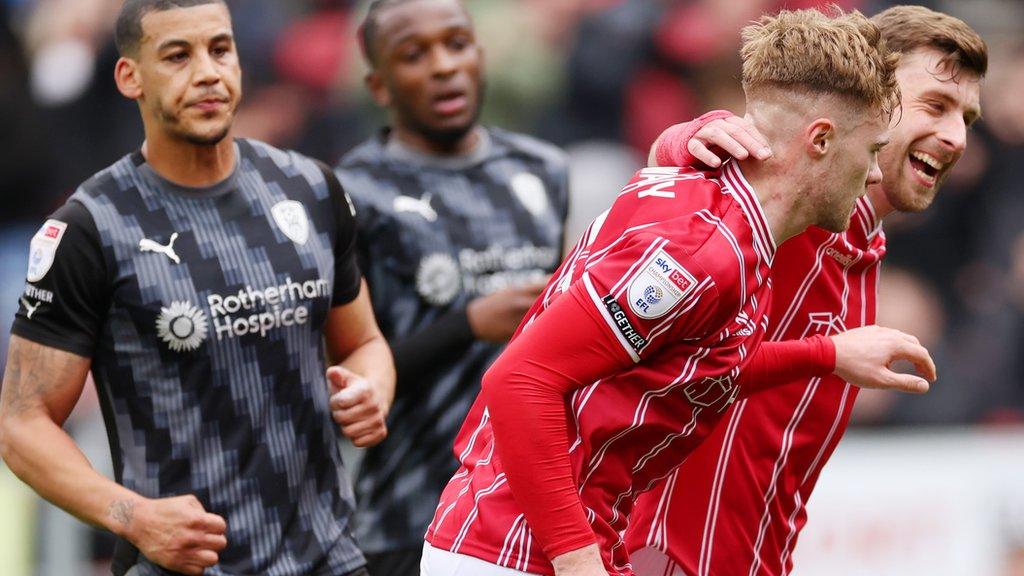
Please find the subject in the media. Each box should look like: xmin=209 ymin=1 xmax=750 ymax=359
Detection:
xmin=603 ymin=166 xmax=727 ymax=234
xmin=238 ymin=138 xmax=325 ymax=175
xmin=237 ymin=138 xmax=339 ymax=200
xmin=621 ymin=165 xmax=727 ymax=198
xmin=75 ymin=152 xmax=144 ymax=202
xmin=335 ymin=133 xmax=388 ymax=171
xmin=488 ymin=127 xmax=568 ymax=170
xmin=332 ymin=138 xmax=405 ymax=216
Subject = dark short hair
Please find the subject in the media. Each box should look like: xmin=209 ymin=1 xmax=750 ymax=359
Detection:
xmin=115 ymin=0 xmax=226 ymax=56
xmin=358 ymin=0 xmax=416 ymax=67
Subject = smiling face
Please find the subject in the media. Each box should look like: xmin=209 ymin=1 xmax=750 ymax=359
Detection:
xmin=366 ymin=0 xmax=483 ymax=149
xmin=119 ymin=3 xmax=242 ymax=146
xmin=877 ymin=47 xmax=982 ymax=212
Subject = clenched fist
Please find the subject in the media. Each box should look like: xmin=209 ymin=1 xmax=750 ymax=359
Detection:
xmin=119 ymin=494 xmax=227 ymax=575
xmin=328 ymin=365 xmax=388 ymax=447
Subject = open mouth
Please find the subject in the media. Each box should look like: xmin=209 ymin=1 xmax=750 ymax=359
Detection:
xmin=908 ymin=151 xmax=944 ymax=186
xmin=432 ymin=90 xmax=468 ymax=116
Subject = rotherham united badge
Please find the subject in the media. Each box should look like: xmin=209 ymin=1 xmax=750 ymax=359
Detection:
xmin=271 ymin=200 xmax=310 ymax=246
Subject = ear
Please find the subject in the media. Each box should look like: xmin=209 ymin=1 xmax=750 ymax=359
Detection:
xmin=365 ymin=70 xmax=391 ymax=108
xmin=114 ymin=57 xmax=143 ymax=101
xmin=805 ymin=118 xmax=835 ymax=158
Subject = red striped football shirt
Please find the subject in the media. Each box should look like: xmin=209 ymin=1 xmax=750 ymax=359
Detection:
xmin=426 ymin=161 xmax=776 ymax=575
xmin=627 ymin=196 xmax=885 ymax=576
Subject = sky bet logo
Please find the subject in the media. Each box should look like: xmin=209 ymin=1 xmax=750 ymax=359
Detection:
xmin=628 ymin=249 xmax=696 ymax=319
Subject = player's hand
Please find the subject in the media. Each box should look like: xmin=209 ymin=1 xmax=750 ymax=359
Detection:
xmin=467 ymin=281 xmax=547 ymax=343
xmin=551 ymin=544 xmax=607 ymax=576
xmin=831 ymin=325 xmax=936 ymax=394
xmin=123 ymin=495 xmax=227 ymax=575
xmin=657 ymin=115 xmax=772 ymax=168
xmin=328 ymin=365 xmax=388 ymax=447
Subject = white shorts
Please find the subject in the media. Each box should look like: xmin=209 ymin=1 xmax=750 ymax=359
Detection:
xmin=420 ymin=542 xmax=540 ymax=576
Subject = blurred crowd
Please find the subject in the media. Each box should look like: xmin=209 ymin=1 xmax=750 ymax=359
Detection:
xmin=0 ymin=0 xmax=1022 ymax=571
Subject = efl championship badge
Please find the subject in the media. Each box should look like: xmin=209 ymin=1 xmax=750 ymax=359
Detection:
xmin=26 ymin=219 xmax=68 ymax=282
xmin=271 ymin=200 xmax=310 ymax=246
xmin=627 ymin=248 xmax=697 ymax=319
xmin=416 ymin=253 xmax=461 ymax=306
xmin=510 ymin=172 xmax=549 ymax=218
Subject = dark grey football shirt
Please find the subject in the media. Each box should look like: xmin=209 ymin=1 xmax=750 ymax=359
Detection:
xmin=336 ymin=127 xmax=569 ymax=553
xmin=12 ymin=139 xmax=365 ymax=576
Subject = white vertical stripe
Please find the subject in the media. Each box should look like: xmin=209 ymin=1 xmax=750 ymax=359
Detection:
xmin=746 ymin=378 xmax=822 ymax=576
xmin=698 ymin=399 xmax=748 ymax=576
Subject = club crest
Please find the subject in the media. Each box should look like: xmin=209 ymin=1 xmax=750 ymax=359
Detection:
xmin=510 ymin=172 xmax=549 ymax=218
xmin=271 ymin=200 xmax=310 ymax=245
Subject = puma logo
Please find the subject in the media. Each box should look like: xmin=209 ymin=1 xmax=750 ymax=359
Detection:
xmin=139 ymin=233 xmax=180 ymax=264
xmin=394 ymin=193 xmax=438 ymax=222
xmin=20 ymin=297 xmax=40 ymax=319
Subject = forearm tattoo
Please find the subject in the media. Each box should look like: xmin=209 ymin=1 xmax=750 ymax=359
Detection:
xmin=1 ymin=337 xmax=83 ymax=415
xmin=108 ymin=499 xmax=135 ymax=528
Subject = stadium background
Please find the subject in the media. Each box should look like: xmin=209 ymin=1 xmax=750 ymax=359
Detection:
xmin=0 ymin=0 xmax=1021 ymax=573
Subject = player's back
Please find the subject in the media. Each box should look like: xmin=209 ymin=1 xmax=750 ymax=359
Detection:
xmin=523 ymin=165 xmax=750 ymax=330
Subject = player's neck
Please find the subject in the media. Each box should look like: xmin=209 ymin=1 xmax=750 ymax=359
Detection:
xmin=736 ymin=156 xmax=806 ymax=245
xmin=141 ymin=132 xmax=237 ymax=188
xmin=390 ymin=124 xmax=482 ymax=156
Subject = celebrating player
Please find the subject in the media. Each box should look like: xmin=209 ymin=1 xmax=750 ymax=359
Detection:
xmin=336 ymin=0 xmax=568 ymax=573
xmin=0 ymin=1 xmax=394 ymax=575
xmin=422 ymin=8 xmax=929 ymax=576
xmin=626 ymin=6 xmax=986 ymax=576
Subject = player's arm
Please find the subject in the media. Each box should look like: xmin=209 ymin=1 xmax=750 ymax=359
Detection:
xmin=380 ymin=281 xmax=547 ymax=400
xmin=483 ymin=289 xmax=633 ymax=575
xmin=321 ymin=164 xmax=396 ymax=447
xmin=323 ymin=281 xmax=396 ymax=448
xmin=0 ymin=338 xmax=130 ymax=535
xmin=648 ymin=110 xmax=773 ymax=168
xmin=0 ymin=339 xmax=226 ymax=576
xmin=738 ymin=327 xmax=935 ymax=397
xmin=485 ymin=234 xmax=715 ymax=575
xmin=1 ymin=206 xmax=226 ymax=575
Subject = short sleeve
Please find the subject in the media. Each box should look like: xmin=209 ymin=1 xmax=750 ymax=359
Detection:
xmin=568 ymin=233 xmax=718 ymax=362
xmin=318 ymin=162 xmax=362 ymax=306
xmin=10 ymin=201 xmax=109 ymax=358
